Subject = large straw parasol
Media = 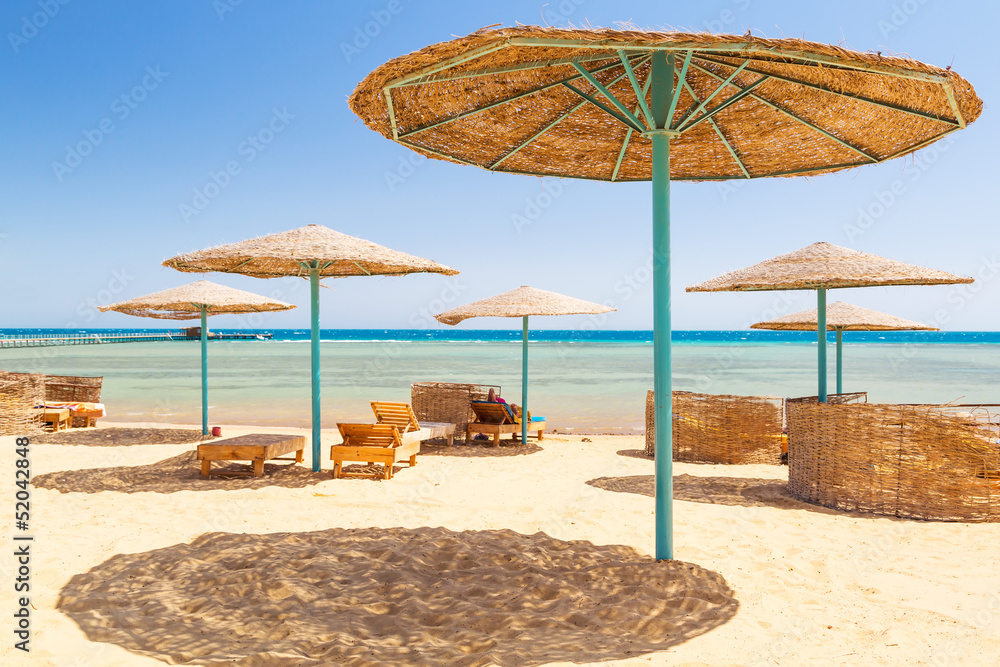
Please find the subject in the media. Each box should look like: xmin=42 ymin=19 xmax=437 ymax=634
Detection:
xmin=751 ymin=300 xmax=939 ymax=394
xmin=688 ymin=242 xmax=968 ymax=398
xmin=349 ymin=25 xmax=981 ymax=559
xmin=98 ymin=280 xmax=296 ymax=435
xmin=163 ymin=224 xmax=458 ymax=470
xmin=435 ymin=286 xmax=614 ymax=444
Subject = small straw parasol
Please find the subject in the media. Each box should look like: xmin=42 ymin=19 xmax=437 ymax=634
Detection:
xmin=98 ymin=280 xmax=296 ymax=435
xmin=751 ymin=301 xmax=939 ymax=394
xmin=162 ymin=224 xmax=458 ymax=470
xmin=349 ymin=25 xmax=981 ymax=559
xmin=688 ymin=242 xmax=969 ymax=399
xmin=435 ymin=286 xmax=614 ymax=444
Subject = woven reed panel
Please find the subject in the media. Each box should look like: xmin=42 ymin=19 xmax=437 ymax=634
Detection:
xmin=0 ymin=372 xmax=45 ymax=436
xmin=411 ymin=382 xmax=498 ymax=443
xmin=787 ymin=402 xmax=1000 ymax=522
xmin=45 ymin=375 xmax=103 ymax=403
xmin=645 ymin=390 xmax=784 ymax=464
xmin=785 ymin=391 xmax=868 ymax=406
xmin=45 ymin=375 xmax=103 ymax=427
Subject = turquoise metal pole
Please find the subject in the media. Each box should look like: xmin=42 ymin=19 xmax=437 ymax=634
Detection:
xmin=836 ymin=328 xmax=843 ymax=395
xmin=522 ymin=315 xmax=528 ymax=445
xmin=200 ymin=305 xmax=208 ymax=436
xmin=817 ymin=289 xmax=828 ymax=403
xmin=651 ymin=51 xmax=676 ymax=561
xmin=310 ymin=265 xmax=321 ymax=471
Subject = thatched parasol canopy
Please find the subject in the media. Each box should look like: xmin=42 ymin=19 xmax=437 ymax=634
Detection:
xmin=688 ymin=243 xmax=966 ymax=401
xmin=751 ymin=301 xmax=938 ymax=331
xmin=752 ymin=301 xmax=938 ymax=395
xmin=686 ymin=242 xmax=972 ymax=292
xmin=435 ymin=286 xmax=614 ymax=445
xmin=163 ymin=224 xmax=458 ymax=278
xmin=350 ymin=26 xmax=980 ymax=182
xmin=162 ymin=224 xmax=458 ymax=471
xmin=98 ymin=280 xmax=295 ymax=320
xmin=351 ymin=25 xmax=980 ymax=561
xmin=99 ymin=281 xmax=295 ymax=436
xmin=434 ymin=286 xmax=613 ymax=325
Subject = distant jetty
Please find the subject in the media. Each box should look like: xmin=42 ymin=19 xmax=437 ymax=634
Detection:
xmin=0 ymin=329 xmax=272 ymax=348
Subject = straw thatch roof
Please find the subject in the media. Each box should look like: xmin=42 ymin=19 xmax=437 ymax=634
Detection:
xmin=349 ymin=25 xmax=980 ymax=182
xmin=98 ymin=281 xmax=295 ymax=320
xmin=686 ymin=242 xmax=972 ymax=292
xmin=163 ymin=225 xmax=457 ymax=279
xmin=751 ymin=301 xmax=938 ymax=331
xmin=435 ymin=286 xmax=614 ymax=325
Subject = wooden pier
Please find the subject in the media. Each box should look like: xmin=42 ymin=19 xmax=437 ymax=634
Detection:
xmin=0 ymin=331 xmax=272 ymax=349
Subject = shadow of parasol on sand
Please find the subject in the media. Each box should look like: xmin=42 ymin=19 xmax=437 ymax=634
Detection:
xmin=58 ymin=526 xmax=739 ymax=666
xmin=33 ymin=451 xmax=330 ymax=494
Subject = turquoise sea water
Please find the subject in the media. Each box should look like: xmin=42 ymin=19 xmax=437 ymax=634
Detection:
xmin=2 ymin=329 xmax=998 ymax=433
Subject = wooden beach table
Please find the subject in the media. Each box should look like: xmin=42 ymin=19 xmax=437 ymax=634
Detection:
xmin=42 ymin=408 xmax=70 ymax=432
xmin=197 ymin=434 xmax=305 ymax=479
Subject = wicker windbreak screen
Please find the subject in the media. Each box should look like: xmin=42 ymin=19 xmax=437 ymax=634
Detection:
xmin=44 ymin=375 xmax=103 ymax=403
xmin=787 ymin=401 xmax=1000 ymax=521
xmin=645 ymin=390 xmax=785 ymax=464
xmin=0 ymin=372 xmax=45 ymax=435
xmin=411 ymin=382 xmax=500 ymax=442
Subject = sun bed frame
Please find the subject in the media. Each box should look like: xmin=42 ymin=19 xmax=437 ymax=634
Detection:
xmin=197 ymin=433 xmax=305 ymax=479
xmin=371 ymin=401 xmax=455 ymax=446
xmin=332 ymin=423 xmax=419 ymax=480
xmin=333 ymin=402 xmax=458 ymax=480
xmin=466 ymin=401 xmax=545 ymax=445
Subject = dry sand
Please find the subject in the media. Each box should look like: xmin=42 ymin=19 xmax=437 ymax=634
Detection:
xmin=3 ymin=421 xmax=1000 ymax=666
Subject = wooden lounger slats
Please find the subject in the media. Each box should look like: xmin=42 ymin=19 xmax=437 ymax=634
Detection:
xmin=470 ymin=401 xmax=514 ymax=424
xmin=468 ymin=401 xmax=545 ymax=445
xmin=370 ymin=401 xmax=420 ymax=432
xmin=332 ymin=423 xmax=419 ymax=480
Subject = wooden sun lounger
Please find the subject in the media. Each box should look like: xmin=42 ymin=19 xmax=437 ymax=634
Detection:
xmin=371 ymin=401 xmax=456 ymax=446
xmin=332 ymin=423 xmax=420 ymax=480
xmin=197 ymin=433 xmax=305 ymax=479
xmin=467 ymin=401 xmax=545 ymax=445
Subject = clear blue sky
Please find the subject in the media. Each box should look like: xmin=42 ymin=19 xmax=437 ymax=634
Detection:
xmin=1 ymin=0 xmax=995 ymax=330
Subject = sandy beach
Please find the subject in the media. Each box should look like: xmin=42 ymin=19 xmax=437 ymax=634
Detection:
xmin=2 ymin=421 xmax=997 ymax=666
